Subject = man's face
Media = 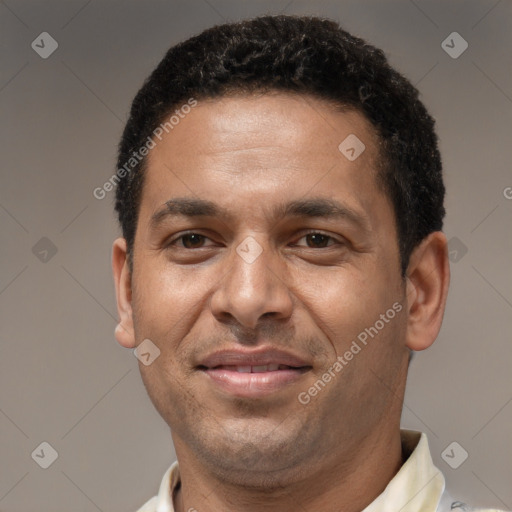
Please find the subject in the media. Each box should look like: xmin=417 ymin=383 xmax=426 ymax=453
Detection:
xmin=124 ymin=93 xmax=410 ymax=482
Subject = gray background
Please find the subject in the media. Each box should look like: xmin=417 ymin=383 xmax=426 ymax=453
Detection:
xmin=1 ymin=1 xmax=511 ymax=511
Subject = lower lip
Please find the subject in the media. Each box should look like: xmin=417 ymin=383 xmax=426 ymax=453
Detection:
xmin=201 ymin=368 xmax=309 ymax=398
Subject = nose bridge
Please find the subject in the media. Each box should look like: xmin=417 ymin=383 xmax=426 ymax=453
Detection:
xmin=233 ymin=234 xmax=275 ymax=293
xmin=210 ymin=233 xmax=292 ymax=329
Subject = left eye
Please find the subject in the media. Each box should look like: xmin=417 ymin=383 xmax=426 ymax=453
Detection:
xmin=295 ymin=232 xmax=338 ymax=248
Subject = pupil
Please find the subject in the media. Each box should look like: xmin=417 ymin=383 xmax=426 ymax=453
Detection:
xmin=309 ymin=234 xmax=327 ymax=247
xmin=184 ymin=234 xmax=203 ymax=248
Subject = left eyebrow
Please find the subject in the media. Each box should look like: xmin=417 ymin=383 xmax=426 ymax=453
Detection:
xmin=277 ymin=198 xmax=369 ymax=231
xmin=149 ymin=196 xmax=371 ymax=232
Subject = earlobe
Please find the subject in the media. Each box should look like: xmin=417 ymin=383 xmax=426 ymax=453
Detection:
xmin=112 ymin=237 xmax=136 ymax=348
xmin=404 ymin=232 xmax=450 ymax=352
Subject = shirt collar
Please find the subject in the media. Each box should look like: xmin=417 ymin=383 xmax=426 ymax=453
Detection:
xmin=154 ymin=430 xmax=444 ymax=512
xmin=362 ymin=430 xmax=445 ymax=512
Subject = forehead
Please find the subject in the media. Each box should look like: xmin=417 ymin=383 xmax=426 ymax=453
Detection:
xmin=139 ymin=93 xmax=390 ymax=228
xmin=153 ymin=93 xmax=379 ymax=164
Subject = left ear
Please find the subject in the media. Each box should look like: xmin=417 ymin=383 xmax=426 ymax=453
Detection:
xmin=404 ymin=231 xmax=450 ymax=351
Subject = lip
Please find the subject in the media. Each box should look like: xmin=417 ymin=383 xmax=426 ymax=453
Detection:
xmin=197 ymin=347 xmax=312 ymax=398
xmin=198 ymin=347 xmax=311 ymax=369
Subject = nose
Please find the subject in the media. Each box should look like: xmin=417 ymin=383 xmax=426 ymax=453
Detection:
xmin=209 ymin=236 xmax=294 ymax=331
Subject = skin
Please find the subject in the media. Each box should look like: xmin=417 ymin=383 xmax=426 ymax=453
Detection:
xmin=112 ymin=93 xmax=450 ymax=512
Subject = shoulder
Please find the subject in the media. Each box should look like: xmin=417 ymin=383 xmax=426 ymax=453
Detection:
xmin=135 ymin=495 xmax=158 ymax=512
xmin=133 ymin=461 xmax=178 ymax=512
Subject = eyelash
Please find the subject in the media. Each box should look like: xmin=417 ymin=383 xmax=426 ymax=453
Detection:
xmin=166 ymin=230 xmax=342 ymax=249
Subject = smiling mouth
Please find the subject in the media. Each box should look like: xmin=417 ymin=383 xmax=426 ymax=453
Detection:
xmin=198 ymin=364 xmax=312 ymax=398
xmin=200 ymin=364 xmax=310 ymax=373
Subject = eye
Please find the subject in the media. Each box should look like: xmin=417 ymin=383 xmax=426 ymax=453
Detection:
xmin=294 ymin=231 xmax=340 ymax=248
xmin=167 ymin=232 xmax=214 ymax=249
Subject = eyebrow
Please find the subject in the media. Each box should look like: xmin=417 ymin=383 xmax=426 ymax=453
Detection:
xmin=150 ymin=197 xmax=370 ymax=231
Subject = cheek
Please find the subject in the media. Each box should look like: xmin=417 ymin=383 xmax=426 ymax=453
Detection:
xmin=300 ymin=266 xmax=397 ymax=353
xmin=132 ymin=263 xmax=210 ymax=338
xmin=132 ymin=265 xmax=203 ymax=409
xmin=316 ymin=276 xmax=407 ymax=404
xmin=131 ymin=264 xmax=218 ymax=393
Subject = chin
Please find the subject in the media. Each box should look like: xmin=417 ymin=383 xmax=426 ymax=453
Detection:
xmin=186 ymin=416 xmax=319 ymax=486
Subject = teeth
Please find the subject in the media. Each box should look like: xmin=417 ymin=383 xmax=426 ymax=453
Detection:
xmin=233 ymin=365 xmax=284 ymax=372
xmin=227 ymin=365 xmax=293 ymax=373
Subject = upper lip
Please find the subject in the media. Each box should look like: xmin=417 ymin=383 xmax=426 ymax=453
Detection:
xmin=197 ymin=347 xmax=312 ymax=369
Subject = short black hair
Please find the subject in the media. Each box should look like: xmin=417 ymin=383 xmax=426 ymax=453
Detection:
xmin=115 ymin=14 xmax=445 ymax=275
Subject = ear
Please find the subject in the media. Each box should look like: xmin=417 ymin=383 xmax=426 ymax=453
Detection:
xmin=404 ymin=231 xmax=450 ymax=352
xmin=112 ymin=237 xmax=136 ymax=348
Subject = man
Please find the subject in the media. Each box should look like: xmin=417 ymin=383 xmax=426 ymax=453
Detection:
xmin=111 ymin=15 xmax=503 ymax=512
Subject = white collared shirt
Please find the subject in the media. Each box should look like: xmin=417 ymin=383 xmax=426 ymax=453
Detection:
xmin=135 ymin=430 xmax=506 ymax=512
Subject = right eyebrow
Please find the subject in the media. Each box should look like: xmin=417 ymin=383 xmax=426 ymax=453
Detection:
xmin=150 ymin=198 xmax=230 ymax=229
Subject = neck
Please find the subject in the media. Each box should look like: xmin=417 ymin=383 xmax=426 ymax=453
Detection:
xmin=173 ymin=425 xmax=403 ymax=512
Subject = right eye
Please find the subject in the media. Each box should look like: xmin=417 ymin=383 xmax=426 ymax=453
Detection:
xmin=166 ymin=232 xmax=215 ymax=249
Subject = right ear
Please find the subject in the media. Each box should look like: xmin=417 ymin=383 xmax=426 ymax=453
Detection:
xmin=112 ymin=237 xmax=136 ymax=348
